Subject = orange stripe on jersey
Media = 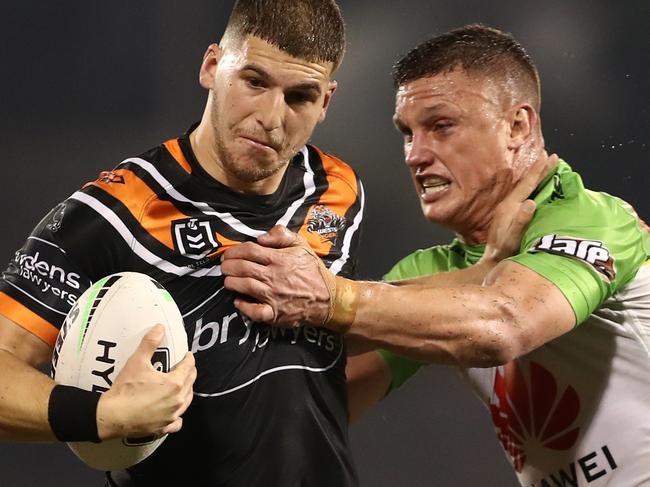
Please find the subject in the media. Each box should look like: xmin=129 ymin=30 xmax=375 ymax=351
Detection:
xmin=87 ymin=169 xmax=190 ymax=250
xmin=298 ymin=147 xmax=359 ymax=256
xmin=0 ymin=292 xmax=59 ymax=347
xmin=164 ymin=139 xmax=193 ymax=174
xmin=213 ymin=234 xmax=243 ymax=255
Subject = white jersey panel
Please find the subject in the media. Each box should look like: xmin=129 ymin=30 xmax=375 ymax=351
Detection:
xmin=464 ymin=263 xmax=650 ymax=486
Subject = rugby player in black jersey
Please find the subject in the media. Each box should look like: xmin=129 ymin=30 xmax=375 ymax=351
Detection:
xmin=0 ymin=1 xmax=365 ymax=486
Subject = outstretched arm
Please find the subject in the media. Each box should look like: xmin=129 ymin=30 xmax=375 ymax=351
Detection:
xmin=337 ymin=261 xmax=575 ymax=366
xmin=222 ymin=156 xmax=557 ymax=338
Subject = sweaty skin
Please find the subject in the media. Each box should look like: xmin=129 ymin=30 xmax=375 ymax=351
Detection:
xmin=220 ymin=153 xmax=569 ymax=368
xmin=393 ymin=69 xmax=541 ymax=244
xmin=220 ymin=67 xmax=575 ymax=369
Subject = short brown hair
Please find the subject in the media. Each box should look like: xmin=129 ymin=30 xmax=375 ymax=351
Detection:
xmin=223 ymin=0 xmax=346 ymax=71
xmin=392 ymin=24 xmax=540 ymax=110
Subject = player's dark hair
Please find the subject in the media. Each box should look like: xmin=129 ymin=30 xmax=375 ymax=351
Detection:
xmin=392 ymin=24 xmax=540 ymax=109
xmin=223 ymin=0 xmax=346 ymax=71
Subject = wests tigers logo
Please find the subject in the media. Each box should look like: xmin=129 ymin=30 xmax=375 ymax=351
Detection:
xmin=306 ymin=205 xmax=347 ymax=244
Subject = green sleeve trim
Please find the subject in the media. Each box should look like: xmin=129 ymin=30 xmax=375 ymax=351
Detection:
xmin=378 ymin=349 xmax=424 ymax=393
xmin=508 ymin=252 xmax=607 ymax=325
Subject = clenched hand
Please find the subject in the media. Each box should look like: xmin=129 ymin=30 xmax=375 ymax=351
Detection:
xmin=221 ymin=227 xmax=339 ymax=328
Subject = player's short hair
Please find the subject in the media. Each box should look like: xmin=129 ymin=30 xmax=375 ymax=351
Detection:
xmin=223 ymin=0 xmax=346 ymax=71
xmin=392 ymin=24 xmax=541 ymax=110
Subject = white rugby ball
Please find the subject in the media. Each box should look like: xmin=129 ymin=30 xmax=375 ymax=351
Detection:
xmin=52 ymin=272 xmax=188 ymax=471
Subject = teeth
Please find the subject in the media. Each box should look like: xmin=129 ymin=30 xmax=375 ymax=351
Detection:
xmin=421 ymin=177 xmax=449 ymax=188
xmin=423 ymin=183 xmax=449 ymax=194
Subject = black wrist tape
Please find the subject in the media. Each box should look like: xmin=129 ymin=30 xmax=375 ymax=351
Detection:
xmin=48 ymin=385 xmax=101 ymax=443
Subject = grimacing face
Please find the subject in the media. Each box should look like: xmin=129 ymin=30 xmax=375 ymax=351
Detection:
xmin=393 ymin=68 xmax=527 ymax=242
xmin=200 ymin=36 xmax=336 ymax=190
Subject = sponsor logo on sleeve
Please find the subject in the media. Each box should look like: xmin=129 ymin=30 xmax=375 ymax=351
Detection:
xmin=306 ymin=205 xmax=347 ymax=245
xmin=12 ymin=249 xmax=82 ymax=306
xmin=46 ymin=203 xmax=66 ymax=233
xmin=97 ymin=171 xmax=125 ymax=184
xmin=530 ymin=235 xmax=616 ymax=281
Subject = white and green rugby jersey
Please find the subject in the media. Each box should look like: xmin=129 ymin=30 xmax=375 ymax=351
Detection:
xmin=381 ymin=161 xmax=650 ymax=486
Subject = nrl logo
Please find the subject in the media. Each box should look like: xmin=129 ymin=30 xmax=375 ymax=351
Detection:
xmin=306 ymin=205 xmax=347 ymax=244
xmin=172 ymin=218 xmax=220 ymax=257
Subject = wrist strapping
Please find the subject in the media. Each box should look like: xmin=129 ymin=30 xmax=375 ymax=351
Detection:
xmin=48 ymin=384 xmax=101 ymax=443
xmin=327 ymin=277 xmax=360 ymax=333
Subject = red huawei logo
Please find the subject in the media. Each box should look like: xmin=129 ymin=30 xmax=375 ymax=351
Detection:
xmin=490 ymin=361 xmax=580 ymax=472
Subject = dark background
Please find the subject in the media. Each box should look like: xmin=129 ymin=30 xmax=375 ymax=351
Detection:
xmin=1 ymin=1 xmax=648 ymax=485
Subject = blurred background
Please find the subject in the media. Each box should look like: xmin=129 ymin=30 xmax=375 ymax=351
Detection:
xmin=1 ymin=1 xmax=648 ymax=485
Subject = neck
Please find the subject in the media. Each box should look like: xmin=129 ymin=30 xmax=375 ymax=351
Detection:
xmin=455 ymin=227 xmax=488 ymax=246
xmin=452 ymin=204 xmax=495 ymax=246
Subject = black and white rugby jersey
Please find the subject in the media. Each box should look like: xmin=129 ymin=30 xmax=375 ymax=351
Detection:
xmin=0 ymin=127 xmax=364 ymax=486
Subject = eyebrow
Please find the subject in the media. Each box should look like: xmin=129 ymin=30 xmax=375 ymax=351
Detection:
xmin=419 ymin=102 xmax=453 ymax=116
xmin=242 ymin=63 xmax=322 ymax=96
xmin=393 ymin=102 xmax=458 ymax=130
xmin=392 ymin=116 xmax=410 ymax=134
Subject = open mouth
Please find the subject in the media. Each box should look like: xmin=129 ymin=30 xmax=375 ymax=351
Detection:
xmin=420 ymin=176 xmax=451 ymax=196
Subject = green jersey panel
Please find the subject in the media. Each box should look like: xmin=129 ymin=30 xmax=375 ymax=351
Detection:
xmin=510 ymin=161 xmax=649 ymax=324
xmin=379 ymin=161 xmax=649 ymax=392
xmin=379 ymin=241 xmax=483 ymax=390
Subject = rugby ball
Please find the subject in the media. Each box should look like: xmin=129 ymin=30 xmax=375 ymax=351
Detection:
xmin=51 ymin=272 xmax=188 ymax=471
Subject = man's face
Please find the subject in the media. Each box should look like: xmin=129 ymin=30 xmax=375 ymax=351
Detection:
xmin=393 ymin=69 xmax=518 ymax=239
xmin=202 ymin=36 xmax=336 ymax=187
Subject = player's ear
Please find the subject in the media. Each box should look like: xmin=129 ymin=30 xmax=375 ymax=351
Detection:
xmin=199 ymin=43 xmax=223 ymax=90
xmin=318 ymin=80 xmax=338 ymax=123
xmin=507 ymin=104 xmax=537 ymax=150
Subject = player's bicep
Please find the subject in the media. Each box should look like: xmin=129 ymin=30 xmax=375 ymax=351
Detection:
xmin=0 ymin=314 xmax=52 ymax=368
xmin=485 ymin=260 xmax=575 ymax=353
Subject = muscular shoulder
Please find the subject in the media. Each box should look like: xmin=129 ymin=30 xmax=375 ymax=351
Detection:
xmin=512 ymin=161 xmax=649 ymax=323
xmin=520 ymin=161 xmax=648 ymax=287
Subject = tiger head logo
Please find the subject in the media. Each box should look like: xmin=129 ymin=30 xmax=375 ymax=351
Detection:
xmin=306 ymin=205 xmax=347 ymax=245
